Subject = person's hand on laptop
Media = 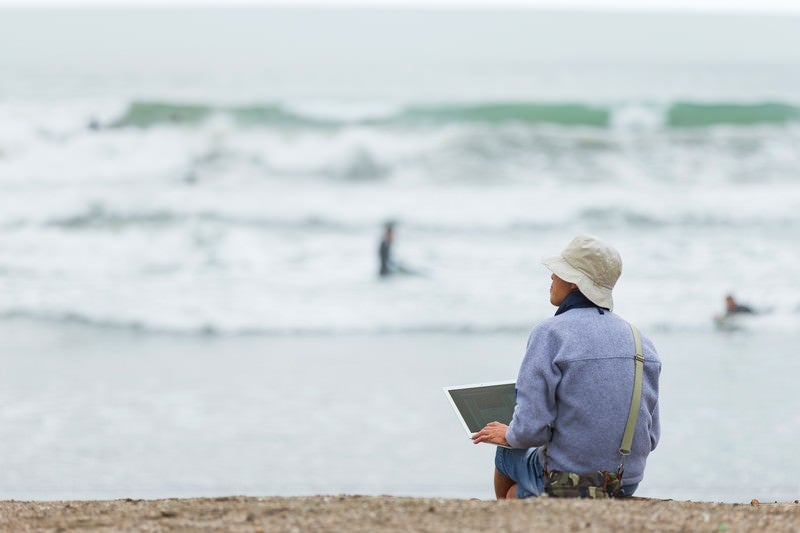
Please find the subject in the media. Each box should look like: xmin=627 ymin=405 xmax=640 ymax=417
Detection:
xmin=471 ymin=421 xmax=510 ymax=447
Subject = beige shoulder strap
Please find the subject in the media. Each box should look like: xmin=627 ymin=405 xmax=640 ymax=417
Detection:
xmin=619 ymin=323 xmax=644 ymax=464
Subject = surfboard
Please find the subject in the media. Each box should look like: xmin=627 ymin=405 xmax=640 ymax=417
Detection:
xmin=713 ymin=314 xmax=743 ymax=331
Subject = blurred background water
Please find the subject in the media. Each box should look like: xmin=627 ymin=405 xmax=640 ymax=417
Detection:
xmin=0 ymin=6 xmax=798 ymax=502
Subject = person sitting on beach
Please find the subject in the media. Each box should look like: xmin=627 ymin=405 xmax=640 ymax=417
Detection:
xmin=471 ymin=234 xmax=661 ymax=499
xmin=725 ymin=294 xmax=755 ymax=316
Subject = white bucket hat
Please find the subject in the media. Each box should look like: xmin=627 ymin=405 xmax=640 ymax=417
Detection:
xmin=542 ymin=234 xmax=622 ymax=310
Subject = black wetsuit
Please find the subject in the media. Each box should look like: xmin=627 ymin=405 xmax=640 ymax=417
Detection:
xmin=729 ymin=304 xmax=755 ymax=315
xmin=379 ymin=238 xmax=392 ymax=276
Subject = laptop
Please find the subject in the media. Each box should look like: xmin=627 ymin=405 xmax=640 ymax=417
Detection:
xmin=443 ymin=379 xmax=516 ymax=448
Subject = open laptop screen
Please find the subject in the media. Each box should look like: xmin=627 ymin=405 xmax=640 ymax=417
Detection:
xmin=444 ymin=380 xmax=516 ymax=435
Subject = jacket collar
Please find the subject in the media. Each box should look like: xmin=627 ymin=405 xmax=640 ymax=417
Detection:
xmin=555 ymin=290 xmax=608 ymax=316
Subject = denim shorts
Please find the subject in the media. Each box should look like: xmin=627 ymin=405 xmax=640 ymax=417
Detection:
xmin=495 ymin=447 xmax=640 ymax=499
xmin=495 ymin=447 xmax=546 ymax=499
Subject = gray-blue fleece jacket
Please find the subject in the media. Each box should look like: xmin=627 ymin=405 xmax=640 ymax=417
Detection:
xmin=506 ymin=307 xmax=661 ymax=486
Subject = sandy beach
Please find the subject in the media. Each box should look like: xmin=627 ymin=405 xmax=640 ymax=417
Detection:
xmin=1 ymin=495 xmax=798 ymax=531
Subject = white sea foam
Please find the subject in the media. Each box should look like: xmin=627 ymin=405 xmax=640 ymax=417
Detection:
xmin=1 ymin=103 xmax=799 ymax=335
xmin=1 ymin=7 xmax=800 ymax=336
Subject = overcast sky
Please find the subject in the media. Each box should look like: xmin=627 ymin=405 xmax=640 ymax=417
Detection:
xmin=1 ymin=0 xmax=800 ymax=13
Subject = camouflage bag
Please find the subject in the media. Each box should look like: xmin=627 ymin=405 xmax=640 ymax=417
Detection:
xmin=542 ymin=322 xmax=644 ymax=499
xmin=544 ymin=470 xmax=622 ymax=499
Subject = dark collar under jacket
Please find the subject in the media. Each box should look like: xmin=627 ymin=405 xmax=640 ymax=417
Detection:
xmin=554 ymin=290 xmax=608 ymax=316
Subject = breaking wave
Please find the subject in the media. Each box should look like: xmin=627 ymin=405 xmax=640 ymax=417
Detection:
xmin=108 ymin=99 xmax=800 ymax=130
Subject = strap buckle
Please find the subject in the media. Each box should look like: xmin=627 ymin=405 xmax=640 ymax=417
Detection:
xmin=617 ymin=450 xmax=629 ymax=477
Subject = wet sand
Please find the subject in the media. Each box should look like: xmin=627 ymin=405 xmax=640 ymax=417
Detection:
xmin=1 ymin=495 xmax=798 ymax=532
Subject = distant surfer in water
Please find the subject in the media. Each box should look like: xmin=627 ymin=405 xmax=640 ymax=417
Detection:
xmin=378 ymin=221 xmax=397 ymax=277
xmin=713 ymin=293 xmax=757 ymax=330
xmin=378 ymin=221 xmax=422 ymax=278
xmin=725 ymin=294 xmax=755 ymax=316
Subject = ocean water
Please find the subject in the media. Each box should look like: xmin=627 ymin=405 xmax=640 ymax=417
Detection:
xmin=0 ymin=7 xmax=799 ymax=502
xmin=1 ymin=322 xmax=798 ymax=503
